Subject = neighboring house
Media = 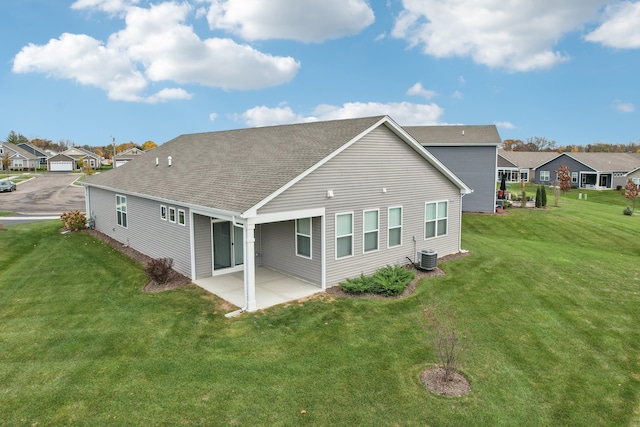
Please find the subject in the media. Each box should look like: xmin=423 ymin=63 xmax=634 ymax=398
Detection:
xmin=63 ymin=146 xmax=101 ymax=169
xmin=18 ymin=143 xmax=48 ymax=166
xmin=47 ymin=153 xmax=77 ymax=172
xmin=498 ymin=151 xmax=559 ymax=183
xmin=114 ymin=147 xmax=145 ymax=167
xmin=627 ymin=166 xmax=640 ymax=186
xmin=405 ymin=125 xmax=501 ymax=213
xmin=534 ymin=152 xmax=640 ymax=189
xmin=83 ymin=116 xmax=471 ymax=311
xmin=0 ymin=143 xmax=39 ymax=171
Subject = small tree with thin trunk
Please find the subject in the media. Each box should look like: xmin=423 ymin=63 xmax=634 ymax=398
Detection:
xmin=421 ymin=301 xmax=471 ymax=382
xmin=624 ymin=178 xmax=639 ymax=213
xmin=555 ymin=165 xmax=571 ymax=201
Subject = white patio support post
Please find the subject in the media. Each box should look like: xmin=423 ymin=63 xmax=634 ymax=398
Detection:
xmin=244 ymin=222 xmax=257 ymax=311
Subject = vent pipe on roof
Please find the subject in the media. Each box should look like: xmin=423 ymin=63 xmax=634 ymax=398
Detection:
xmin=168 ymin=156 xmax=172 ymax=167
xmin=155 ymin=157 xmax=159 ymax=166
xmin=462 ymin=129 xmax=465 ymax=136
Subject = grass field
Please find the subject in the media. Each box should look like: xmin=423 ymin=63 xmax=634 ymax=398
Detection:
xmin=1 ymin=188 xmax=639 ymax=426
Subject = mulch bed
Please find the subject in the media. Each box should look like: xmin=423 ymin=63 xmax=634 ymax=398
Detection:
xmin=76 ymin=228 xmax=470 ymax=298
xmin=420 ymin=367 xmax=471 ymax=396
xmin=80 ymin=228 xmax=192 ymax=292
xmin=325 ymin=251 xmax=470 ymax=299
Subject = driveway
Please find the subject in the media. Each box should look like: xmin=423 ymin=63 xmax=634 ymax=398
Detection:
xmin=0 ymin=173 xmax=86 ymax=225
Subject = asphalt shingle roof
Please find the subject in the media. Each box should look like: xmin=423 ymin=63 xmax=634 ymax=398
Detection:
xmin=404 ymin=125 xmax=501 ymax=145
xmin=84 ymin=116 xmax=386 ymax=213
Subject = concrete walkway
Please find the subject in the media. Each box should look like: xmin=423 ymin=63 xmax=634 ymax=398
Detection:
xmin=194 ymin=267 xmax=322 ymax=311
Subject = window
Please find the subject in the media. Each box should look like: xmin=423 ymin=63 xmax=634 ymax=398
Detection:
xmin=295 ymin=218 xmax=312 ymax=259
xmin=540 ymin=171 xmax=550 ymax=181
xmin=633 ymin=178 xmax=640 ymax=186
xmin=425 ymin=201 xmax=448 ymax=239
xmin=388 ymin=207 xmax=402 ymax=248
xmin=160 ymin=205 xmax=167 ymax=220
xmin=168 ymin=207 xmax=176 ymax=223
xmin=13 ymin=159 xmax=24 ymax=168
xmin=116 ymin=195 xmax=127 ymax=228
xmin=335 ymin=213 xmax=353 ymax=259
xmin=178 ymin=209 xmax=186 ymax=226
xmin=520 ymin=169 xmax=529 ymax=181
xmin=363 ymin=210 xmax=379 ymax=253
xmin=571 ymin=172 xmax=578 ymax=183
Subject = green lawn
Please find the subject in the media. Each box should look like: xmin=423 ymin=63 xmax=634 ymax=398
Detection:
xmin=1 ymin=190 xmax=639 ymax=426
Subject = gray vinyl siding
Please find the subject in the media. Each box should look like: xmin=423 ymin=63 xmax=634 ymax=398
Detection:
xmin=87 ymin=187 xmax=192 ymax=277
xmin=259 ymin=218 xmax=322 ymax=286
xmin=193 ymin=214 xmax=212 ymax=279
xmin=535 ymin=156 xmax=594 ymax=187
xmin=426 ymin=145 xmax=497 ymax=213
xmin=258 ymin=125 xmax=463 ymax=286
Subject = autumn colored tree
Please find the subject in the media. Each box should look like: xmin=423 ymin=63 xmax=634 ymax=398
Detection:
xmin=2 ymin=153 xmax=9 ymax=170
xmin=624 ymin=179 xmax=639 ymax=213
xmin=555 ymin=165 xmax=571 ymax=201
xmin=141 ymin=140 xmax=157 ymax=151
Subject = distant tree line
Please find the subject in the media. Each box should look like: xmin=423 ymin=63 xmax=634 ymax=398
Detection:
xmin=502 ymin=136 xmax=640 ymax=153
xmin=3 ymin=131 xmax=157 ymax=159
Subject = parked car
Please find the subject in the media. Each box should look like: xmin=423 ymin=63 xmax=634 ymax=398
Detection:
xmin=0 ymin=181 xmax=17 ymax=192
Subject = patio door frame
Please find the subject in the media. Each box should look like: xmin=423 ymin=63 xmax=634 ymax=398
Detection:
xmin=211 ymin=219 xmax=244 ymax=276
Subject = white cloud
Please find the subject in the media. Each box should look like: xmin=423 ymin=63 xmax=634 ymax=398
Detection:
xmin=145 ymin=88 xmax=193 ymax=104
xmin=494 ymin=121 xmax=516 ymax=130
xmin=203 ymin=0 xmax=374 ymax=42
xmin=209 ymin=113 xmax=218 ymax=122
xmin=406 ymin=82 xmax=437 ymax=100
xmin=614 ymin=100 xmax=635 ymax=113
xmin=237 ymin=101 xmax=445 ymax=127
xmin=13 ymin=33 xmax=148 ymax=102
xmin=239 ymin=104 xmax=315 ymax=127
xmin=451 ymin=90 xmax=463 ymax=100
xmin=392 ymin=0 xmax=607 ymax=71
xmin=585 ymin=1 xmax=640 ymax=48
xmin=71 ymin=0 xmax=137 ymax=14
xmin=13 ymin=1 xmax=300 ymax=102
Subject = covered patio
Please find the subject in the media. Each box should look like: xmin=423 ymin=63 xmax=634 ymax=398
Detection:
xmin=194 ymin=267 xmax=322 ymax=313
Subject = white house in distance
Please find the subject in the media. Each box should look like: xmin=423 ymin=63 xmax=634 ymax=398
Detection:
xmin=83 ymin=116 xmax=470 ymax=312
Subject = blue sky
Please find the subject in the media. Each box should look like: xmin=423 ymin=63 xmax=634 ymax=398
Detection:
xmin=1 ymin=0 xmax=638 ymax=148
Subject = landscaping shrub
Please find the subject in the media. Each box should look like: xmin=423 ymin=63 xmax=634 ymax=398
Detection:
xmin=623 ymin=206 xmax=633 ymax=216
xmin=60 ymin=210 xmax=87 ymax=231
xmin=145 ymin=258 xmax=174 ymax=284
xmin=340 ymin=265 xmax=415 ymax=296
xmin=340 ymin=273 xmax=373 ymax=294
xmin=535 ymin=186 xmax=542 ymax=208
xmin=372 ymin=264 xmax=416 ymax=296
xmin=540 ymin=185 xmax=547 ymax=207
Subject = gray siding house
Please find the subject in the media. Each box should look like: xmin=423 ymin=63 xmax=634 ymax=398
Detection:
xmin=534 ymin=153 xmax=640 ymax=189
xmin=83 ymin=116 xmax=470 ymax=311
xmin=405 ymin=125 xmax=501 ymax=213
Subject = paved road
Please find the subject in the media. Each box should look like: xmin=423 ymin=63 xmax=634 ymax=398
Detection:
xmin=0 ymin=173 xmax=86 ymax=226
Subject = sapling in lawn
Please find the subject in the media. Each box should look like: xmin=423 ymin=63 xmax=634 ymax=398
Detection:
xmin=624 ymin=178 xmax=639 ymax=213
xmin=421 ymin=301 xmax=471 ymax=382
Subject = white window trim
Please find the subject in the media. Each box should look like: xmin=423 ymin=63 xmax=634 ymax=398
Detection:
xmin=335 ymin=212 xmax=354 ymax=260
xmin=168 ymin=207 xmax=176 ymax=223
xmin=425 ymin=200 xmax=448 ymax=240
xmin=633 ymin=178 xmax=640 ymax=185
xmin=571 ymin=172 xmax=578 ymax=183
xmin=116 ymin=194 xmax=127 ymax=229
xmin=540 ymin=170 xmax=550 ymax=181
xmin=295 ymin=218 xmax=312 ymax=259
xmin=363 ymin=209 xmax=379 ymax=254
xmin=160 ymin=205 xmax=167 ymax=221
xmin=178 ymin=209 xmax=186 ymax=226
xmin=387 ymin=206 xmax=403 ymax=249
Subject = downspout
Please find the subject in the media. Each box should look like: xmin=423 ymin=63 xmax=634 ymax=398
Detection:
xmin=232 ymin=216 xmax=249 ymax=312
